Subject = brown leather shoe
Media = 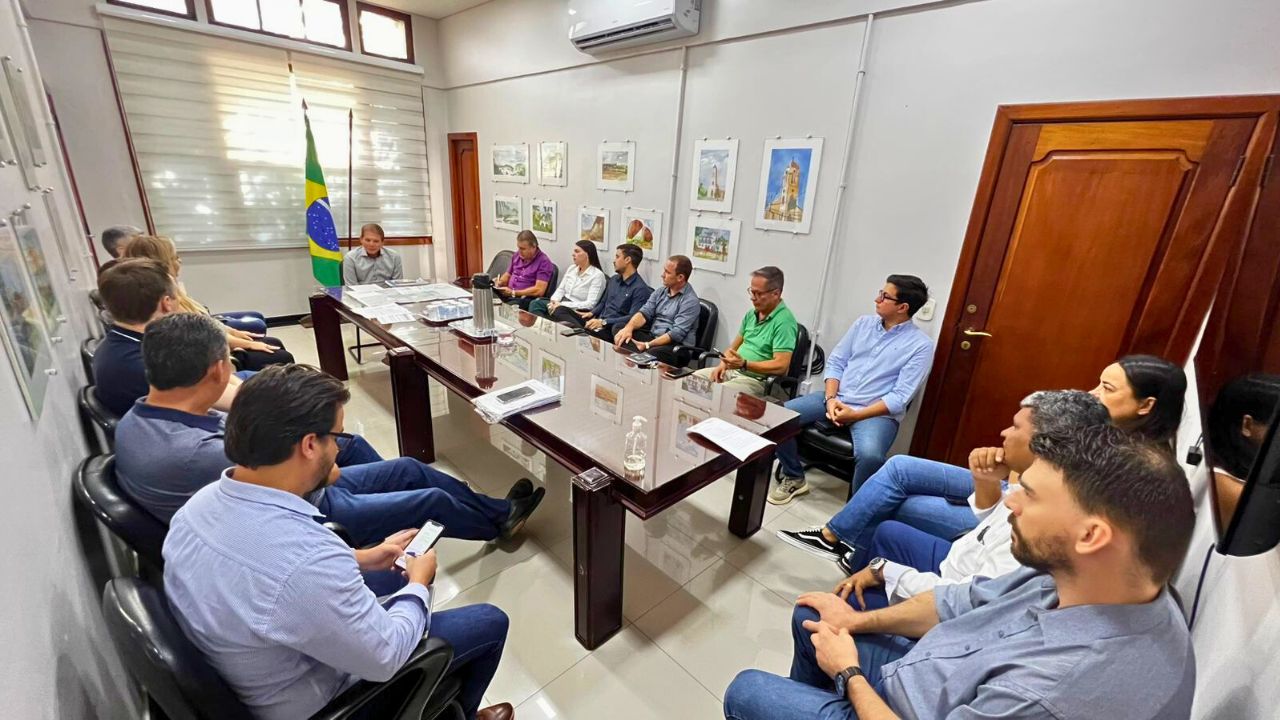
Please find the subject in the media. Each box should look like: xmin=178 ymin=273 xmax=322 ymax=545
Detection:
xmin=476 ymin=703 xmax=514 ymax=720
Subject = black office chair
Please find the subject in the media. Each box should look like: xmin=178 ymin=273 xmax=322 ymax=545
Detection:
xmin=102 ymin=577 xmax=465 ymax=720
xmin=79 ymin=385 xmax=121 ymax=454
xmin=485 ymin=250 xmax=514 ymax=279
xmin=73 ymin=454 xmax=167 ymax=575
xmin=89 ymin=288 xmax=105 ymax=312
xmin=81 ymin=336 xmax=100 ymax=383
xmin=667 ymin=298 xmax=719 ymax=367
xmin=545 ymin=263 xmax=560 ymax=298
xmin=695 ymin=324 xmax=815 ymax=400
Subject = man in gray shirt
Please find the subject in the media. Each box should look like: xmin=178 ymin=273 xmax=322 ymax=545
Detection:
xmin=342 ymin=222 xmax=404 ymax=285
xmin=725 ymin=424 xmax=1197 ymax=719
xmin=613 ymin=254 xmax=700 ymax=364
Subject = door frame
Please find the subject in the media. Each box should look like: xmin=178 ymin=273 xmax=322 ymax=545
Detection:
xmin=447 ymin=132 xmax=482 ymax=280
xmin=911 ymin=94 xmax=1280 ymax=459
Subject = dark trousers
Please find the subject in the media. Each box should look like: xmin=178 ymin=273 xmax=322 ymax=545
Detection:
xmin=233 ymin=334 xmax=295 ymax=370
xmin=610 ymin=324 xmax=680 ymax=364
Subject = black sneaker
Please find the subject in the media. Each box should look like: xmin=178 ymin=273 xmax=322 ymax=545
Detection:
xmin=775 ymin=526 xmax=850 ymax=561
xmin=506 ymin=477 xmax=534 ymax=500
xmin=836 ymin=548 xmax=861 ymax=576
xmin=501 ymin=486 xmax=545 ymax=540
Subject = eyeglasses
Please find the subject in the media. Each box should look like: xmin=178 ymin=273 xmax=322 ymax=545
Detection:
xmin=876 ymin=290 xmax=901 ymax=304
xmin=318 ymin=431 xmax=355 ymax=442
xmin=748 ymin=288 xmax=779 ymax=299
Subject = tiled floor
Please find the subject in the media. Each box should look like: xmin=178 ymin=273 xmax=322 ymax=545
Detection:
xmin=273 ymin=323 xmax=855 ymax=719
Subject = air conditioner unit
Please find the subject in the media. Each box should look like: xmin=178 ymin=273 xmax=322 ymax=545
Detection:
xmin=568 ymin=0 xmax=701 ymax=53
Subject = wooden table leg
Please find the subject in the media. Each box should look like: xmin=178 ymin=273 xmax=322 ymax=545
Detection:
xmin=386 ymin=347 xmax=435 ymax=464
xmin=572 ymin=481 xmax=624 ymax=650
xmin=309 ymin=292 xmax=348 ymax=381
xmin=728 ymin=450 xmax=774 ymax=538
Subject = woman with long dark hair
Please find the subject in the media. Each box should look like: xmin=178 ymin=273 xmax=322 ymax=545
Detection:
xmin=530 ymin=240 xmax=606 ymax=322
xmin=1206 ymin=373 xmax=1280 ymax=529
xmin=1089 ymin=354 xmax=1187 ymax=449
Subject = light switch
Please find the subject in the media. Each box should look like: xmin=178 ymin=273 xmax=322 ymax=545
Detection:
xmin=916 ymin=298 xmax=937 ymax=321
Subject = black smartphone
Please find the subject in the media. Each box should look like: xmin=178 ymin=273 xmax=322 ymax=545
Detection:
xmin=394 ymin=520 xmax=445 ymax=570
xmin=664 ymin=365 xmax=695 ymax=379
xmin=629 ymin=352 xmax=659 ymax=366
xmin=561 ymin=326 xmax=587 ymax=336
xmin=496 ymin=385 xmax=536 ymax=404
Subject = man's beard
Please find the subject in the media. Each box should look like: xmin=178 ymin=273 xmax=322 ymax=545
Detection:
xmin=310 ymin=458 xmax=337 ymax=495
xmin=1010 ymin=519 xmax=1072 ymax=575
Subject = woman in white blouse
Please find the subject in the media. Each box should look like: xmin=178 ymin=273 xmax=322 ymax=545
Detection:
xmin=530 ymin=240 xmax=607 ymax=323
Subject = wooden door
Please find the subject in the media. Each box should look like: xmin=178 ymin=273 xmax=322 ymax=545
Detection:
xmin=913 ymin=97 xmax=1280 ymax=465
xmin=448 ymin=132 xmax=483 ymax=280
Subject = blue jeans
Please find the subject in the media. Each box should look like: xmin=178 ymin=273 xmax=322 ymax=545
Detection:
xmin=775 ymin=391 xmax=900 ymax=492
xmin=336 ymin=434 xmax=385 ymax=466
xmin=827 ymin=456 xmax=978 ymax=570
xmin=430 ymin=603 xmax=509 ymax=718
xmin=216 ymin=310 xmax=268 ymax=335
xmin=319 ymin=458 xmax=511 ymax=547
xmin=871 ymin=521 xmax=951 ymax=575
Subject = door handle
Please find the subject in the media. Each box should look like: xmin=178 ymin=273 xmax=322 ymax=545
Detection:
xmin=963 ymin=328 xmax=993 ymax=338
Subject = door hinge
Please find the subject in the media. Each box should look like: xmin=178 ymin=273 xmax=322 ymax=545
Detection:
xmin=1229 ymin=154 xmax=1246 ymax=186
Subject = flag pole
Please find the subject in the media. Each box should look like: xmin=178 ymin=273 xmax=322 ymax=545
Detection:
xmin=347 ymin=108 xmax=354 ymax=249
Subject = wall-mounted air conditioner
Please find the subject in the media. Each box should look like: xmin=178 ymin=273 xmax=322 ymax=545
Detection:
xmin=568 ymin=0 xmax=701 ymax=53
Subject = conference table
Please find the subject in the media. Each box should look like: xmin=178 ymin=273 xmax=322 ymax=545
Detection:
xmin=309 ymin=284 xmax=800 ymax=649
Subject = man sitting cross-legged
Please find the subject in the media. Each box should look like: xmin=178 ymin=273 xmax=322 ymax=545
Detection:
xmin=164 ymin=362 xmax=515 ymax=720
xmin=725 ymin=423 xmax=1197 ymax=719
xmin=115 ymin=313 xmax=544 ymax=547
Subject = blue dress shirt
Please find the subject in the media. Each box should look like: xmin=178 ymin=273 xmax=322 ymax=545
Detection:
xmin=881 ymin=567 xmax=1195 ymax=719
xmin=164 ymin=472 xmax=432 ymax=720
xmin=823 ymin=315 xmax=933 ymax=419
xmin=591 ymin=271 xmax=651 ymax=326
xmin=637 ymin=283 xmax=700 ymax=344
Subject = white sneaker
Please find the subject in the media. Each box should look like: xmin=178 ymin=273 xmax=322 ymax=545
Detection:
xmin=768 ymin=477 xmax=810 ymax=505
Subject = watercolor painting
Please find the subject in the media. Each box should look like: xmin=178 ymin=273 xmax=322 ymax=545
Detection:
xmin=620 ymin=207 xmax=662 ymax=254
xmin=0 ymin=226 xmax=52 ymax=418
xmin=690 ymin=138 xmax=739 ymax=212
xmin=597 ymin=141 xmax=635 ymax=191
xmin=578 ymin=206 xmax=611 ymax=249
xmin=529 ymin=198 xmax=557 ymax=241
xmin=754 ymin=137 xmax=824 ymax=234
xmin=686 ymin=215 xmax=742 ymax=275
xmin=491 ymin=143 xmax=530 ymax=183
xmin=538 ymin=141 xmax=567 ymax=186
xmin=494 ymin=195 xmax=522 ymax=231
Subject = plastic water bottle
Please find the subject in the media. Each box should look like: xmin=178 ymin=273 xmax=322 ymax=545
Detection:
xmin=623 ymin=415 xmax=648 ymax=484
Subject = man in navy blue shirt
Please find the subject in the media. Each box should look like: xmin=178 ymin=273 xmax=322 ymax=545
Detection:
xmin=572 ymin=243 xmax=651 ymax=341
xmin=93 ymin=259 xmax=245 ymax=417
xmin=114 ymin=313 xmax=544 ymax=547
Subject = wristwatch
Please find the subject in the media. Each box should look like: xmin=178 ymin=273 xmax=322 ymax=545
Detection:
xmin=834 ymin=665 xmax=864 ymax=697
xmin=867 ymin=556 xmax=887 ymax=583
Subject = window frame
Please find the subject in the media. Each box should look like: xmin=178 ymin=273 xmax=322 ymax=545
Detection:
xmin=203 ymin=0 xmax=354 ymax=52
xmin=106 ymin=0 xmax=197 ymax=20
xmin=356 ymin=2 xmax=414 ymax=64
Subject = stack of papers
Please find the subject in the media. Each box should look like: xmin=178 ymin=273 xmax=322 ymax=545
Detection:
xmin=686 ymin=417 xmax=775 ymax=461
xmin=473 ymin=379 xmax=562 ymax=424
xmin=390 ymin=283 xmax=473 ymax=304
xmin=346 ymin=285 xmax=395 ymax=306
xmin=352 ymin=303 xmax=416 ymax=324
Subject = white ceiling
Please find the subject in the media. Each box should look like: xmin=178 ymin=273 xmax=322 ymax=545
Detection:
xmin=369 ymin=0 xmax=494 ymax=20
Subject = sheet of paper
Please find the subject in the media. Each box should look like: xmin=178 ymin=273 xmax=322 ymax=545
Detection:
xmin=391 ymin=283 xmax=473 ymax=304
xmin=352 ymin=303 xmax=415 ymax=323
xmin=347 ymin=284 xmax=384 ymax=294
xmin=686 ymin=417 xmax=775 ymax=461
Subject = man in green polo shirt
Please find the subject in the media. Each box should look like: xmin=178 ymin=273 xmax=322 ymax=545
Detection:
xmin=696 ymin=266 xmax=798 ymax=398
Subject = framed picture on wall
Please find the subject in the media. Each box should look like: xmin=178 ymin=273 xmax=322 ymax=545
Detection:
xmin=686 ymin=214 xmax=742 ymax=276
xmin=0 ymin=226 xmax=54 ymax=419
xmin=690 ymin=138 xmax=739 ymax=213
xmin=493 ymin=195 xmax=522 ymax=232
xmin=596 ymin=141 xmax=635 ymax=191
xmin=529 ymin=198 xmax=557 ymax=242
xmin=491 ymin=143 xmax=530 ymax=183
xmin=14 ymin=223 xmax=64 ymax=333
xmin=754 ymin=137 xmax=824 ymax=234
xmin=578 ymin=206 xmax=610 ymax=249
xmin=538 ymin=141 xmax=567 ymax=186
xmin=620 ymin=207 xmax=662 ymax=256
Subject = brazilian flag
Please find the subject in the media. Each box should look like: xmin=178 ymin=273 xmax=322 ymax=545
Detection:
xmin=304 ymin=109 xmax=342 ymax=287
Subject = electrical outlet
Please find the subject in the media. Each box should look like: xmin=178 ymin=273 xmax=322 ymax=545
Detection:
xmin=916 ymin=298 xmax=937 ymax=321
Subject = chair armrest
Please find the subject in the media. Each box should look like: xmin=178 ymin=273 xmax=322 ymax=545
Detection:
xmin=310 ymin=637 xmax=454 ymax=720
xmin=695 ymin=350 xmax=721 ymax=369
xmin=323 ymin=522 xmax=356 ymax=547
xmin=763 ymin=375 xmax=801 ymax=400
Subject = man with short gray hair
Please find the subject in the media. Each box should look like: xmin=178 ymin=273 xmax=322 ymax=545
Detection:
xmin=100 ymin=224 xmax=142 ymax=259
xmin=694 ymin=266 xmax=798 ymax=398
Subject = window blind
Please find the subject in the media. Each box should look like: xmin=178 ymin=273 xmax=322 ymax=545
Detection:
xmin=103 ymin=17 xmax=432 ymax=251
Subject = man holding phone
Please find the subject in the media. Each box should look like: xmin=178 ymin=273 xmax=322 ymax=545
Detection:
xmin=164 ymin=364 xmax=515 ymax=720
xmin=693 ymin=266 xmax=798 ymax=399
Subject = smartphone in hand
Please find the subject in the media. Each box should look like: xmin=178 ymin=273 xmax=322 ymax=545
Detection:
xmin=395 ymin=520 xmax=446 ymax=570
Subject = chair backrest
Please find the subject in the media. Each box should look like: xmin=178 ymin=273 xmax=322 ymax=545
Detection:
xmin=81 ymin=336 xmax=100 ymax=383
xmin=102 ymin=578 xmax=256 ymax=720
xmin=485 ymin=250 xmax=514 ymax=279
xmin=73 ymin=454 xmax=168 ymax=572
xmin=79 ymin=385 xmax=121 ymax=452
xmin=89 ymin=288 xmax=105 ymax=312
xmin=788 ymin=324 xmax=812 ymax=378
xmin=694 ymin=298 xmax=718 ymax=350
xmin=546 ymin=263 xmax=560 ymax=297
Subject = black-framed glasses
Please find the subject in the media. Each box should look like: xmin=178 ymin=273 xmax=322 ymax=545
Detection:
xmin=876 ymin=290 xmax=901 ymax=304
xmin=319 ymin=431 xmax=356 ymax=442
xmin=748 ymin=287 xmax=780 ymax=299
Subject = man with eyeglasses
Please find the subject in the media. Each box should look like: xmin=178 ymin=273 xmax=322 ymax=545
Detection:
xmin=694 ymin=266 xmax=798 ymax=399
xmin=114 ymin=314 xmax=544 ymax=549
xmin=768 ymin=275 xmax=934 ymax=507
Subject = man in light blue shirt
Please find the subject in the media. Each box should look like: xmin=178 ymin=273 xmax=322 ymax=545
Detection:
xmin=165 ymin=363 xmax=514 ymax=720
xmin=613 ymin=254 xmax=701 ymax=364
xmin=342 ymin=222 xmax=404 ymax=286
xmin=726 ymin=424 xmax=1197 ymax=720
xmin=770 ymin=275 xmax=934 ymax=506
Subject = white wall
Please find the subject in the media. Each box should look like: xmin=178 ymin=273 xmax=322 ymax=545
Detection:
xmin=435 ymin=0 xmax=1280 ymax=717
xmin=2 ymin=3 xmax=139 ymax=718
xmin=26 ymin=0 xmax=440 ymax=316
